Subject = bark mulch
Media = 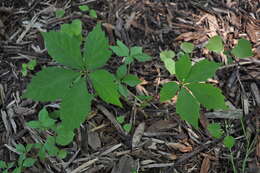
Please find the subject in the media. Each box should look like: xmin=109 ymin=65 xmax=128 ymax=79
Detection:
xmin=0 ymin=0 xmax=260 ymax=173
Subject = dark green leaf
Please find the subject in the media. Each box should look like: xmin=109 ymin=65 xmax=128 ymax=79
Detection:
xmin=160 ymin=82 xmax=179 ymax=102
xmin=224 ymin=136 xmax=235 ymax=149
xmin=116 ymin=65 xmax=127 ymax=79
xmin=122 ymin=74 xmax=141 ymax=87
xmin=39 ymin=108 xmax=56 ymax=128
xmin=23 ymin=67 xmax=80 ymax=101
xmin=56 ymin=125 xmax=75 ymax=146
xmin=83 ymin=23 xmax=112 ymax=70
xmin=176 ymin=88 xmax=200 ymax=128
xmin=60 ymin=79 xmax=93 ymax=130
xmin=187 ymin=83 xmax=227 ymax=110
xmin=175 ymin=54 xmax=192 ymax=82
xmin=231 ymin=38 xmax=253 ymax=58
xmin=26 ymin=121 xmax=41 ymax=129
xmin=0 ymin=161 xmax=7 ymax=169
xmin=186 ymin=59 xmax=220 ymax=83
xmin=42 ymin=31 xmax=83 ymax=69
xmin=90 ymin=69 xmax=122 ymax=107
xmin=16 ymin=144 xmax=26 ymax=153
xmin=57 ymin=150 xmax=67 ymax=159
xmin=118 ymin=83 xmax=129 ymax=97
xmin=22 ymin=158 xmax=36 ymax=167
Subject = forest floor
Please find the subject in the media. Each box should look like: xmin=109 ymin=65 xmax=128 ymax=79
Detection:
xmin=0 ymin=0 xmax=260 ymax=173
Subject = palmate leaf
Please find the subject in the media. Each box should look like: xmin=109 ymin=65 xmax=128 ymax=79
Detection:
xmin=176 ymin=88 xmax=200 ymax=128
xmin=175 ymin=54 xmax=192 ymax=82
xmin=186 ymin=59 xmax=220 ymax=82
xmin=23 ymin=67 xmax=80 ymax=101
xmin=160 ymin=82 xmax=179 ymax=102
xmin=42 ymin=31 xmax=83 ymax=69
xmin=83 ymin=23 xmax=112 ymax=70
xmin=90 ymin=69 xmax=122 ymax=107
xmin=60 ymin=78 xmax=93 ymax=130
xmin=187 ymin=83 xmax=227 ymax=110
xmin=231 ymin=38 xmax=253 ymax=58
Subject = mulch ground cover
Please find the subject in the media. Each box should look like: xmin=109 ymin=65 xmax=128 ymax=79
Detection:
xmin=0 ymin=0 xmax=260 ymax=172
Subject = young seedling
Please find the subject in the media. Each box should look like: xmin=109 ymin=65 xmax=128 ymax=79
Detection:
xmin=23 ymin=20 xmax=122 ymax=145
xmin=110 ymin=40 xmax=152 ymax=65
xmin=116 ymin=115 xmax=132 ymax=133
xmin=21 ymin=60 xmax=36 ymax=76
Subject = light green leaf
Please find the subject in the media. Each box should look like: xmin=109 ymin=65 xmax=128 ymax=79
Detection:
xmin=116 ymin=116 xmax=125 ymax=124
xmin=133 ymin=53 xmax=152 ymax=62
xmin=176 ymin=88 xmax=200 ymax=128
xmin=26 ymin=121 xmax=41 ymax=129
xmin=55 ymin=9 xmax=65 ymax=18
xmin=15 ymin=144 xmax=26 ymax=153
xmin=160 ymin=50 xmax=176 ymax=75
xmin=23 ymin=67 xmax=80 ymax=101
xmin=110 ymin=40 xmax=129 ymax=57
xmin=39 ymin=108 xmax=56 ymax=128
xmin=224 ymin=136 xmax=235 ymax=149
xmin=79 ymin=5 xmax=89 ymax=12
xmin=175 ymin=54 xmax=192 ymax=82
xmin=42 ymin=31 xmax=83 ymax=69
xmin=22 ymin=158 xmax=36 ymax=167
xmin=13 ymin=167 xmax=21 ymax=173
xmin=57 ymin=150 xmax=67 ymax=159
xmin=118 ymin=83 xmax=129 ymax=97
xmin=56 ymin=126 xmax=75 ymax=146
xmin=27 ymin=60 xmax=36 ymax=70
xmin=207 ymin=123 xmax=223 ymax=139
xmin=25 ymin=144 xmax=34 ymax=152
xmin=89 ymin=9 xmax=97 ymax=18
xmin=186 ymin=59 xmax=220 ymax=82
xmin=61 ymin=19 xmax=82 ymax=40
xmin=123 ymin=123 xmax=132 ymax=133
xmin=60 ymin=79 xmax=93 ymax=130
xmin=231 ymin=38 xmax=253 ymax=58
xmin=83 ymin=23 xmax=112 ymax=70
xmin=187 ymin=83 xmax=227 ymax=110
xmin=116 ymin=65 xmax=127 ymax=79
xmin=160 ymin=82 xmax=179 ymax=102
xmin=131 ymin=47 xmax=151 ymax=62
xmin=0 ymin=161 xmax=7 ymax=169
xmin=90 ymin=69 xmax=122 ymax=107
xmin=180 ymin=42 xmax=194 ymax=53
xmin=125 ymin=56 xmax=134 ymax=64
xmin=122 ymin=74 xmax=141 ymax=87
xmin=205 ymin=35 xmax=224 ymax=53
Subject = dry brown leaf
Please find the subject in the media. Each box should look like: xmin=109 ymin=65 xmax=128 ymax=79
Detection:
xmin=246 ymin=21 xmax=260 ymax=43
xmin=175 ymin=32 xmax=206 ymax=42
xmin=132 ymin=122 xmax=145 ymax=148
xmin=167 ymin=142 xmax=193 ymax=152
xmin=146 ymin=120 xmax=177 ymax=132
xmin=200 ymin=156 xmax=210 ymax=173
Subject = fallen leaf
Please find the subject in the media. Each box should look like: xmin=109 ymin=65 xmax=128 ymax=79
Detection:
xmin=200 ymin=156 xmax=210 ymax=173
xmin=167 ymin=142 xmax=193 ymax=152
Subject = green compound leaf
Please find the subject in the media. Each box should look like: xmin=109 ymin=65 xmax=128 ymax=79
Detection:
xmin=110 ymin=40 xmax=129 ymax=57
xmin=160 ymin=50 xmax=176 ymax=75
xmin=187 ymin=83 xmax=227 ymax=110
xmin=231 ymin=38 xmax=253 ymax=58
xmin=122 ymin=74 xmax=141 ymax=87
xmin=56 ymin=125 xmax=75 ymax=146
xmin=186 ymin=59 xmax=220 ymax=83
xmin=176 ymin=88 xmax=200 ymax=128
xmin=205 ymin=35 xmax=224 ymax=53
xmin=180 ymin=42 xmax=194 ymax=53
xmin=175 ymin=54 xmax=192 ymax=82
xmin=22 ymin=158 xmax=36 ymax=168
xmin=42 ymin=31 xmax=83 ymax=69
xmin=23 ymin=67 xmax=80 ymax=101
xmin=207 ymin=123 xmax=223 ymax=139
xmin=116 ymin=65 xmax=127 ymax=79
xmin=223 ymin=136 xmax=235 ymax=149
xmin=83 ymin=23 xmax=112 ymax=70
xmin=60 ymin=78 xmax=93 ymax=130
xmin=90 ymin=69 xmax=122 ymax=107
xmin=160 ymin=82 xmax=179 ymax=102
xmin=79 ymin=5 xmax=90 ymax=12
xmin=61 ymin=19 xmax=82 ymax=40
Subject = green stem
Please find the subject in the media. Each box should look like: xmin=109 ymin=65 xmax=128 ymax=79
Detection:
xmin=229 ymin=148 xmax=237 ymax=173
